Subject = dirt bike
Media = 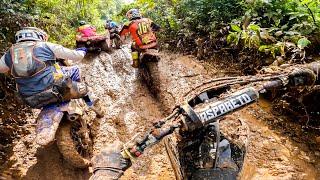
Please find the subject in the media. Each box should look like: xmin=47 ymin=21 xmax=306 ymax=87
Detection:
xmin=121 ymin=71 xmax=311 ymax=179
xmin=137 ymin=48 xmax=160 ymax=93
xmin=35 ymin=98 xmax=93 ymax=168
xmin=76 ymin=32 xmax=112 ymax=52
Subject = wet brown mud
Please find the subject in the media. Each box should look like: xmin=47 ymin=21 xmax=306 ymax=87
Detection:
xmin=0 ymin=48 xmax=319 ymax=179
xmin=146 ymin=53 xmax=320 ymax=179
xmin=80 ymin=48 xmax=174 ymax=179
xmin=0 ymin=48 xmax=175 ymax=179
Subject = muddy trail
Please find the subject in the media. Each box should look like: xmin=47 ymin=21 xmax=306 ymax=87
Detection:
xmin=0 ymin=47 xmax=319 ymax=179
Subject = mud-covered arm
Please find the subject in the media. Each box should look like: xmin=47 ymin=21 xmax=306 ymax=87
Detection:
xmin=288 ymin=62 xmax=320 ymax=86
xmin=0 ymin=54 xmax=10 ymax=73
xmin=305 ymin=62 xmax=320 ymax=80
xmin=46 ymin=42 xmax=86 ymax=62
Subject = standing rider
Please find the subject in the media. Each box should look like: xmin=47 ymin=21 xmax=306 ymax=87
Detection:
xmin=105 ymin=19 xmax=121 ymax=48
xmin=0 ymin=27 xmax=104 ymax=117
xmin=77 ymin=20 xmax=97 ymax=38
xmin=119 ymin=9 xmax=160 ymax=67
xmin=105 ymin=19 xmax=119 ymax=35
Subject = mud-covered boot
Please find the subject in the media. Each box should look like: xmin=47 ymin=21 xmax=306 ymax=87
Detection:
xmin=36 ymin=107 xmax=64 ymax=146
xmin=89 ymin=99 xmax=105 ymax=118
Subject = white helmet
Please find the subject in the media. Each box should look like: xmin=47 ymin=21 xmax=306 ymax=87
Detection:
xmin=15 ymin=27 xmax=48 ymax=43
xmin=126 ymin=9 xmax=141 ymax=20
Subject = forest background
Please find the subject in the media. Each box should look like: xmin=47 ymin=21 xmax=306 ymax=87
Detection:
xmin=1 ymin=0 xmax=320 ymax=72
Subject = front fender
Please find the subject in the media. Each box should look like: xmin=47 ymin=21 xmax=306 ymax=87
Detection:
xmin=35 ymin=104 xmax=64 ymax=146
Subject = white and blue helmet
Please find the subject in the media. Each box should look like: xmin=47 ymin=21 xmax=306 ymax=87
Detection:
xmin=15 ymin=27 xmax=48 ymax=43
xmin=126 ymin=9 xmax=141 ymax=20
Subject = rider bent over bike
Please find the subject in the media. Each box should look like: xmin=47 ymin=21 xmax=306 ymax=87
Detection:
xmin=0 ymin=27 xmax=104 ymax=117
xmin=119 ymin=9 xmax=160 ymax=68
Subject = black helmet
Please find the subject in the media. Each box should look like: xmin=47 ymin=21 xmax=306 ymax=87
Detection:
xmin=79 ymin=20 xmax=86 ymax=26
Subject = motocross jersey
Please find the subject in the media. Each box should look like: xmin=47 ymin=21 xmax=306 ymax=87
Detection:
xmin=77 ymin=24 xmax=97 ymax=37
xmin=0 ymin=41 xmax=85 ymax=96
xmin=119 ymin=18 xmax=159 ymax=50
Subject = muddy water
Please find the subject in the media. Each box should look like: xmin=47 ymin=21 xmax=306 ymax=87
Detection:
xmin=80 ymin=48 xmax=174 ymax=179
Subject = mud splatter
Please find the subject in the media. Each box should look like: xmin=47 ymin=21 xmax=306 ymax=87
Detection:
xmin=0 ymin=48 xmax=319 ymax=180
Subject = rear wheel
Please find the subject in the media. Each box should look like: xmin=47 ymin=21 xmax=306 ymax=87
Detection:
xmin=139 ymin=63 xmax=153 ymax=90
xmin=139 ymin=59 xmax=160 ymax=95
xmin=56 ymin=121 xmax=92 ymax=168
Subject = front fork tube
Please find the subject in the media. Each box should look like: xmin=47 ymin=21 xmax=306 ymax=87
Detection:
xmin=211 ymin=122 xmax=220 ymax=168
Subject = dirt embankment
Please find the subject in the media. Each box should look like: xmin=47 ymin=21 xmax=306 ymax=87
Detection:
xmin=0 ymin=47 xmax=319 ymax=179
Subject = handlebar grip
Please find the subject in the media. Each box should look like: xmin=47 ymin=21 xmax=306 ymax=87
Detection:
xmin=263 ymin=79 xmax=283 ymax=90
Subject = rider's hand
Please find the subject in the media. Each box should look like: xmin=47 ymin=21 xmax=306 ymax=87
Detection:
xmin=90 ymin=140 xmax=131 ymax=180
xmin=288 ymin=68 xmax=316 ymax=86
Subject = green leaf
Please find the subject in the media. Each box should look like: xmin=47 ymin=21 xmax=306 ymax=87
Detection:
xmin=297 ymin=38 xmax=311 ymax=49
xmin=230 ymin=24 xmax=241 ymax=32
xmin=227 ymin=33 xmax=235 ymax=44
xmin=248 ymin=24 xmax=260 ymax=32
xmin=258 ymin=45 xmax=269 ymax=52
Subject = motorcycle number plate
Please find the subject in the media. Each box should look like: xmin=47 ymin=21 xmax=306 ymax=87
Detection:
xmin=196 ymin=88 xmax=259 ymax=124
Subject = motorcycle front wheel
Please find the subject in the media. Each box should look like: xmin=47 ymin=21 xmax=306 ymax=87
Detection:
xmin=56 ymin=121 xmax=92 ymax=168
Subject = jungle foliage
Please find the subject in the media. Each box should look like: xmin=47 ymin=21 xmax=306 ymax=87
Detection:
xmin=121 ymin=0 xmax=320 ymax=71
xmin=1 ymin=0 xmax=320 ymax=68
xmin=0 ymin=0 xmax=123 ymax=52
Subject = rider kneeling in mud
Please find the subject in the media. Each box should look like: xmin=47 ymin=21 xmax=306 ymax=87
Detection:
xmin=119 ymin=9 xmax=160 ymax=68
xmin=0 ymin=27 xmax=104 ymax=117
xmin=89 ymin=63 xmax=320 ymax=180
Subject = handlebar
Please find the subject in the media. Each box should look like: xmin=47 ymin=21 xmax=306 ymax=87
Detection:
xmin=121 ymin=77 xmax=288 ymax=160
